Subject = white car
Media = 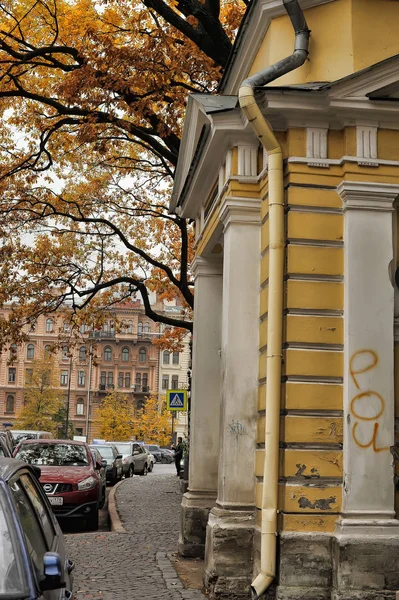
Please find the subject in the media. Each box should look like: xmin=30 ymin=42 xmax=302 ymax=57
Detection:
xmin=144 ymin=448 xmax=154 ymax=472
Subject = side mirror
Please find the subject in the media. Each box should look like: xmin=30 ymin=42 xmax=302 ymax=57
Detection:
xmin=116 ymin=454 xmax=123 ymax=460
xmin=95 ymin=461 xmax=102 ymax=470
xmin=40 ymin=553 xmax=66 ymax=591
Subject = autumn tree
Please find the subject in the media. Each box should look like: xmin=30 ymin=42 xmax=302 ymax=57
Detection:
xmin=96 ymin=390 xmax=135 ymax=441
xmin=132 ymin=394 xmax=172 ymax=446
xmin=15 ymin=355 xmax=64 ymax=435
xmin=0 ymin=0 xmax=246 ymax=347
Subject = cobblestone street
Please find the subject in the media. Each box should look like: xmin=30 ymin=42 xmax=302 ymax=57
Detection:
xmin=66 ymin=470 xmax=205 ymax=600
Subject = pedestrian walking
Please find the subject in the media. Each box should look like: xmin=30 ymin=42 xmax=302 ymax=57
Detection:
xmin=173 ymin=437 xmax=183 ymax=476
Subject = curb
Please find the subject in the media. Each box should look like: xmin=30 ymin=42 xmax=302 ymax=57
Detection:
xmin=108 ymin=479 xmax=127 ymax=533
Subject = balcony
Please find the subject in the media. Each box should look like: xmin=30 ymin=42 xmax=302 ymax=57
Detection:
xmin=90 ymin=330 xmax=116 ymax=340
xmin=131 ymin=384 xmax=150 ymax=394
xmin=99 ymin=383 xmax=115 ymax=392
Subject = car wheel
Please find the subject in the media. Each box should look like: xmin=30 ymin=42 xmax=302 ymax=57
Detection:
xmin=127 ymin=464 xmax=134 ymax=478
xmin=148 ymin=461 xmax=153 ymax=473
xmin=139 ymin=463 xmax=148 ymax=476
xmin=86 ymin=509 xmax=99 ymax=531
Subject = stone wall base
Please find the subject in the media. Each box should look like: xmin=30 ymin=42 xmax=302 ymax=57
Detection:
xmin=204 ymin=505 xmax=255 ymax=599
xmin=179 ymin=490 xmax=216 ymax=559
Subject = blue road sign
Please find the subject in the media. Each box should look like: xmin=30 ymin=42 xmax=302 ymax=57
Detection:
xmin=166 ymin=390 xmax=187 ymax=411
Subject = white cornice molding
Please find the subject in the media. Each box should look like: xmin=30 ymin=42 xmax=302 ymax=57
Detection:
xmin=219 ymin=196 xmax=261 ymax=229
xmin=337 ymin=181 xmax=399 ymax=212
xmin=191 ymin=257 xmax=223 ymax=279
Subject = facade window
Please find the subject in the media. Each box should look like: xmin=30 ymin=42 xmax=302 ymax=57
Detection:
xmin=122 ymin=319 xmax=126 ymax=331
xmin=136 ymin=373 xmax=141 ymax=385
xmin=44 ymin=344 xmax=53 ymax=357
xmin=60 ymin=370 xmax=68 ymax=386
xmin=25 ymin=369 xmax=33 ymax=384
xmin=76 ymin=428 xmax=83 ymax=436
xmin=144 ymin=322 xmax=150 ymax=334
xmin=27 ymin=344 xmax=35 ymax=359
xmin=103 ymin=321 xmax=108 ymax=333
xmin=79 ymin=346 xmax=87 ymax=361
xmin=8 ymin=368 xmax=16 ymax=383
xmin=9 ymin=344 xmax=17 ymax=361
xmin=138 ymin=322 xmax=143 ymax=336
xmin=104 ymin=346 xmax=112 ymax=362
xmin=63 ymin=321 xmax=71 ymax=332
xmin=29 ymin=319 xmax=36 ymax=332
xmin=163 ymin=350 xmax=170 ymax=365
xmin=118 ymin=372 xmax=124 ymax=388
xmin=61 ymin=346 xmax=69 ymax=360
xmin=76 ymin=398 xmax=84 ymax=415
xmin=125 ymin=373 xmax=131 ymax=388
xmin=110 ymin=321 xmax=115 ymax=334
xmin=100 ymin=372 xmax=106 ymax=387
xmin=139 ymin=348 xmax=147 ymax=364
xmin=121 ymin=347 xmax=130 ymax=362
xmin=171 ymin=375 xmax=179 ymax=389
xmin=162 ymin=375 xmax=169 ymax=390
xmin=142 ymin=373 xmax=148 ymax=391
xmin=107 ymin=372 xmax=114 ymax=387
xmin=172 ymin=352 xmax=179 ymax=365
xmin=127 ymin=320 xmax=133 ymax=333
xmin=46 ymin=318 xmax=53 ymax=332
xmin=6 ymin=395 xmax=15 ymax=413
xmin=78 ymin=371 xmax=86 ymax=386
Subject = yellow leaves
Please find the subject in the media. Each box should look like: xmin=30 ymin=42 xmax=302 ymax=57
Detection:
xmin=131 ymin=394 xmax=172 ymax=446
xmin=96 ymin=390 xmax=135 ymax=440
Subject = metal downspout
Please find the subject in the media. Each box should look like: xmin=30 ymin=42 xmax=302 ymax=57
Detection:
xmin=238 ymin=2 xmax=310 ymax=598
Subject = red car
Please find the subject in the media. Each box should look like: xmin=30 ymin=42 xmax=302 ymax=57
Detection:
xmin=14 ymin=439 xmax=102 ymax=530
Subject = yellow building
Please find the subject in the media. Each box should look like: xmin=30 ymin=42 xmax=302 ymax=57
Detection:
xmin=171 ymin=0 xmax=399 ymax=598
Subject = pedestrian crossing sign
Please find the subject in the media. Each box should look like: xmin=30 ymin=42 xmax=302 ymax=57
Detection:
xmin=166 ymin=389 xmax=187 ymax=411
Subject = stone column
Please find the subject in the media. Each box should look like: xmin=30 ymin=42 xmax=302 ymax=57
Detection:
xmin=204 ymin=196 xmax=261 ymax=598
xmin=179 ymin=256 xmax=223 ymax=558
xmin=333 ymin=181 xmax=399 ymax=600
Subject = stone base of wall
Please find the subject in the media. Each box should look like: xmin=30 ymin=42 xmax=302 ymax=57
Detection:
xmin=204 ymin=505 xmax=255 ymax=599
xmin=179 ymin=491 xmax=216 ymax=559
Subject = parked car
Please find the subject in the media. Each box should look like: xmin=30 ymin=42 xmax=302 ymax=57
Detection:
xmin=10 ymin=430 xmax=53 ymax=444
xmin=110 ymin=442 xmax=148 ymax=477
xmin=0 ymin=430 xmax=15 ymax=454
xmin=145 ymin=444 xmax=162 ymax=463
xmin=0 ymin=434 xmax=12 ymax=457
xmin=90 ymin=447 xmax=107 ymax=508
xmin=160 ymin=448 xmax=174 ymax=464
xmin=89 ymin=444 xmax=123 ymax=485
xmin=0 ymin=457 xmax=74 ymax=599
xmin=143 ymin=447 xmax=154 ymax=472
xmin=14 ymin=439 xmax=102 ymax=531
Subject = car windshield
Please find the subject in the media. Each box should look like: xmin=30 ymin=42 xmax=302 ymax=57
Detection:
xmin=12 ymin=432 xmax=38 ymax=444
xmin=115 ymin=444 xmax=130 ymax=455
xmin=149 ymin=445 xmax=159 ymax=451
xmin=0 ymin=490 xmax=25 ymax=596
xmin=94 ymin=446 xmax=115 ymax=459
xmin=15 ymin=443 xmax=89 ymax=466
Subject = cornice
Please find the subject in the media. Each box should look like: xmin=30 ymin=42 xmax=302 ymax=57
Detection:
xmin=191 ymin=256 xmax=223 ymax=279
xmin=219 ymin=196 xmax=261 ymax=229
xmin=337 ymin=181 xmax=399 ymax=212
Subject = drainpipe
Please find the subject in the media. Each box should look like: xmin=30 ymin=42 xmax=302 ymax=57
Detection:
xmin=238 ymin=2 xmax=310 ymax=598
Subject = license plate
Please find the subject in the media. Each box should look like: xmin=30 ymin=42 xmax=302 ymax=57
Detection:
xmin=48 ymin=497 xmax=64 ymax=506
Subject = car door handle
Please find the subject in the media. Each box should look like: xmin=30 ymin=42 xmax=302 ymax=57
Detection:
xmin=67 ymin=559 xmax=75 ymax=574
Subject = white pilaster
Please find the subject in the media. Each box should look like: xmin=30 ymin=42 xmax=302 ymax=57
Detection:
xmin=217 ymin=196 xmax=261 ymax=507
xmin=337 ymin=181 xmax=399 ymax=535
xmin=237 ymin=144 xmax=258 ymax=177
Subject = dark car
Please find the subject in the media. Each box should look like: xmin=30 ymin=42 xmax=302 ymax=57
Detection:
xmin=14 ymin=440 xmax=102 ymax=531
xmin=160 ymin=448 xmax=174 ymax=464
xmin=89 ymin=444 xmax=123 ymax=485
xmin=145 ymin=444 xmax=162 ymax=463
xmin=90 ymin=448 xmax=107 ymax=508
xmin=0 ymin=457 xmax=74 ymax=599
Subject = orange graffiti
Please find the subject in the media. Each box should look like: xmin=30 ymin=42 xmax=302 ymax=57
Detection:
xmin=349 ymin=349 xmax=389 ymax=453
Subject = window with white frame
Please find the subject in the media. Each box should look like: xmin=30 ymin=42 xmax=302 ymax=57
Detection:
xmin=46 ymin=318 xmax=53 ymax=332
xmin=26 ymin=344 xmax=35 ymax=360
xmin=172 ymin=351 xmax=179 ymax=365
xmin=171 ymin=375 xmax=179 ymax=389
xmin=8 ymin=368 xmax=16 ymax=383
xmin=163 ymin=350 xmax=170 ymax=365
xmin=121 ymin=347 xmax=130 ymax=362
xmin=139 ymin=348 xmax=146 ymax=363
xmin=104 ymin=346 xmax=112 ymax=362
xmin=79 ymin=346 xmax=87 ymax=361
xmin=162 ymin=375 xmax=169 ymax=390
xmin=60 ymin=370 xmax=68 ymax=386
xmin=78 ymin=371 xmax=86 ymax=386
xmin=76 ymin=398 xmax=84 ymax=415
xmin=6 ymin=395 xmax=15 ymax=413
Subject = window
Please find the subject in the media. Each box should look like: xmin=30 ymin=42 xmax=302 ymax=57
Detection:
xmin=8 ymin=368 xmax=16 ymax=383
xmin=9 ymin=344 xmax=17 ymax=361
xmin=63 ymin=321 xmax=71 ymax=332
xmin=29 ymin=319 xmax=36 ymax=332
xmin=107 ymin=372 xmax=114 ymax=387
xmin=46 ymin=318 xmax=53 ymax=332
xmin=76 ymin=398 xmax=84 ymax=415
xmin=103 ymin=322 xmax=108 ymax=333
xmin=79 ymin=346 xmax=87 ymax=361
xmin=104 ymin=346 xmax=112 ymax=362
xmin=100 ymin=372 xmax=106 ymax=387
xmin=142 ymin=373 xmax=148 ymax=391
xmin=162 ymin=375 xmax=169 ymax=390
xmin=139 ymin=348 xmax=146 ymax=364
xmin=171 ymin=375 xmax=179 ymax=389
xmin=163 ymin=350 xmax=170 ymax=365
xmin=25 ymin=369 xmax=33 ymax=384
xmin=26 ymin=344 xmax=35 ymax=359
xmin=127 ymin=320 xmax=133 ymax=333
xmin=125 ymin=373 xmax=131 ymax=388
xmin=20 ymin=474 xmax=55 ymax=546
xmin=138 ymin=322 xmax=143 ymax=336
xmin=76 ymin=427 xmax=83 ymax=436
xmin=144 ymin=322 xmax=150 ymax=334
xmin=121 ymin=347 xmax=130 ymax=362
xmin=118 ymin=372 xmax=124 ymax=387
xmin=44 ymin=344 xmax=53 ymax=357
xmin=78 ymin=370 xmax=86 ymax=386
xmin=173 ymin=352 xmax=179 ymax=365
xmin=136 ymin=373 xmax=141 ymax=386
xmin=60 ymin=370 xmax=68 ymax=386
xmin=110 ymin=321 xmax=115 ymax=334
xmin=6 ymin=395 xmax=15 ymax=413
xmin=61 ymin=346 xmax=69 ymax=360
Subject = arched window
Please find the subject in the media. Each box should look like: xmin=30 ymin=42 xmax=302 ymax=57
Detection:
xmin=127 ymin=320 xmax=133 ymax=333
xmin=103 ymin=321 xmax=109 ymax=333
xmin=163 ymin=350 xmax=170 ymax=365
xmin=79 ymin=346 xmax=87 ymax=361
xmin=6 ymin=395 xmax=15 ymax=413
xmin=143 ymin=322 xmax=150 ymax=334
xmin=139 ymin=348 xmax=147 ymax=364
xmin=46 ymin=318 xmax=53 ymax=332
xmin=44 ymin=344 xmax=52 ymax=357
xmin=61 ymin=346 xmax=69 ymax=360
xmin=121 ymin=347 xmax=130 ymax=362
xmin=26 ymin=344 xmax=35 ymax=359
xmin=9 ymin=344 xmax=17 ymax=361
xmin=138 ymin=322 xmax=143 ymax=336
xmin=104 ymin=346 xmax=112 ymax=362
xmin=76 ymin=398 xmax=85 ymax=416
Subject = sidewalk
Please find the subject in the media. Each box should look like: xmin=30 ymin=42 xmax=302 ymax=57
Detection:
xmin=66 ymin=472 xmax=206 ymax=600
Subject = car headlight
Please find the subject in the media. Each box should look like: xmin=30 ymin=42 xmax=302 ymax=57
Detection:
xmin=77 ymin=476 xmax=97 ymax=491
